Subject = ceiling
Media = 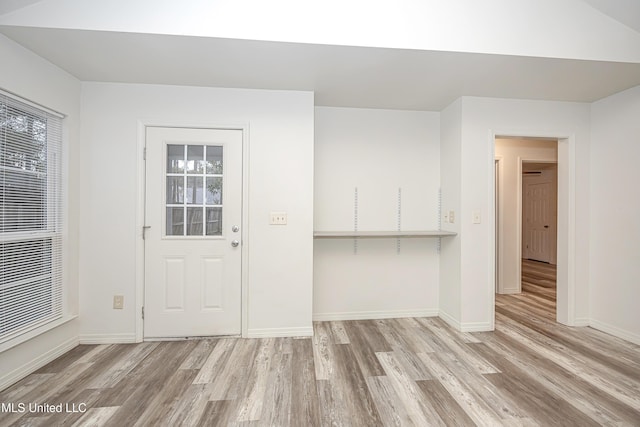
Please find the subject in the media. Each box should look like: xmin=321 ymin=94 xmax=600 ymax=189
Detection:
xmin=580 ymin=0 xmax=640 ymax=33
xmin=0 ymin=0 xmax=42 ymax=15
xmin=1 ymin=1 xmax=640 ymax=111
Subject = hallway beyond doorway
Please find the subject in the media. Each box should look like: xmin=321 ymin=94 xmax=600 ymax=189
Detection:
xmin=505 ymin=258 xmax=557 ymax=323
xmin=522 ymin=259 xmax=556 ymax=304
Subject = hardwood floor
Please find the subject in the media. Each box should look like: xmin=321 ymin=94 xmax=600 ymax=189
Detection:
xmin=2 ymin=284 xmax=639 ymax=426
xmin=521 ymin=258 xmax=557 ymax=302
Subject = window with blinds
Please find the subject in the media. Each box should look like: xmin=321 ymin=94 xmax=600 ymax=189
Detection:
xmin=0 ymin=92 xmax=63 ymax=343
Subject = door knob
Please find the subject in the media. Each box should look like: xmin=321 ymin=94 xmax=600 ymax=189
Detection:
xmin=231 ymin=240 xmax=240 ymax=247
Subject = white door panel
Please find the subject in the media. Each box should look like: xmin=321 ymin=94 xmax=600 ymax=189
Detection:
xmin=523 ymin=177 xmax=553 ymax=263
xmin=144 ymin=127 xmax=242 ymax=338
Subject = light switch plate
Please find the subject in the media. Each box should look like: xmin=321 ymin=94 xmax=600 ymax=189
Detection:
xmin=473 ymin=210 xmax=481 ymax=224
xmin=449 ymin=210 xmax=455 ymax=224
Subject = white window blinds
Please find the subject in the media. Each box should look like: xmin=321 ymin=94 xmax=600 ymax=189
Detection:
xmin=0 ymin=92 xmax=63 ymax=343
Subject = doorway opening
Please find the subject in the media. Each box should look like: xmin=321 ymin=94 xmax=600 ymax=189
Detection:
xmin=494 ymin=137 xmax=559 ymax=322
xmin=521 ymin=161 xmax=558 ymax=313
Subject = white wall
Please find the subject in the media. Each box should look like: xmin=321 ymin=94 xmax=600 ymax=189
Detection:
xmin=0 ymin=34 xmax=81 ymax=389
xmin=79 ymin=83 xmax=314 ymax=340
xmin=495 ymin=138 xmax=557 ymax=293
xmin=440 ymin=96 xmax=591 ymax=330
xmin=439 ymin=99 xmax=463 ymax=327
xmin=313 ymin=107 xmax=441 ymax=319
xmin=589 ymin=85 xmax=640 ymax=344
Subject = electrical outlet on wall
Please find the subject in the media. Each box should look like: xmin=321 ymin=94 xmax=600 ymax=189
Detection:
xmin=113 ymin=295 xmax=124 ymax=309
xmin=449 ymin=210 xmax=455 ymax=224
xmin=472 ymin=210 xmax=481 ymax=224
xmin=270 ymin=212 xmax=287 ymax=225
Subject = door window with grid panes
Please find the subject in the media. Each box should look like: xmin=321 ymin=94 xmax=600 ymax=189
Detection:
xmin=165 ymin=144 xmax=223 ymax=237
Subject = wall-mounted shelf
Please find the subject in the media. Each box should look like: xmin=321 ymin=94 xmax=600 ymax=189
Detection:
xmin=313 ymin=230 xmax=457 ymax=239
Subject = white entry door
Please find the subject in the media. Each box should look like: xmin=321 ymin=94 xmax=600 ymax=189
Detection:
xmin=523 ymin=178 xmax=553 ymax=263
xmin=144 ymin=127 xmax=242 ymax=338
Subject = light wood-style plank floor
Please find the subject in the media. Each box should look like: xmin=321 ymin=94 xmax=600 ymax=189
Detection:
xmin=522 ymin=258 xmax=557 ymax=292
xmin=2 ymin=274 xmax=639 ymax=426
xmin=521 ymin=259 xmax=556 ymax=306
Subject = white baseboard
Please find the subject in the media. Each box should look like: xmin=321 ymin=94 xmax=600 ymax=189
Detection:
xmin=437 ymin=310 xmax=461 ymax=330
xmin=246 ymin=326 xmax=313 ymax=338
xmin=589 ymin=319 xmax=640 ymax=345
xmin=460 ymin=322 xmax=493 ymax=332
xmin=0 ymin=336 xmax=78 ymax=391
xmin=78 ymin=333 xmax=137 ymax=344
xmin=572 ymin=317 xmax=590 ymax=327
xmin=437 ymin=312 xmax=493 ymax=332
xmin=313 ymin=309 xmax=438 ymax=322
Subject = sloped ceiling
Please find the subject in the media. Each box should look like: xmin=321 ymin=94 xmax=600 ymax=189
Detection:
xmin=0 ymin=0 xmax=42 ymax=15
xmin=1 ymin=0 xmax=639 ymax=110
xmin=580 ymin=0 xmax=640 ymax=33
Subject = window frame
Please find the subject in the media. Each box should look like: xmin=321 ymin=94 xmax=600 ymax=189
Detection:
xmin=0 ymin=90 xmax=66 ymax=348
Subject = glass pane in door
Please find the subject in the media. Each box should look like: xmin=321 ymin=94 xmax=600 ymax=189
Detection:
xmin=166 ymin=144 xmax=223 ymax=237
xmin=206 ymin=177 xmax=222 ymax=205
xmin=186 ymin=177 xmax=203 ymax=204
xmin=166 ymin=177 xmax=184 ymax=204
xmin=187 ymin=145 xmax=204 ymax=174
xmin=167 ymin=145 xmax=185 ymax=173
xmin=186 ymin=207 xmax=203 ymax=236
xmin=166 ymin=207 xmax=184 ymax=236
xmin=206 ymin=146 xmax=223 ymax=174
xmin=206 ymin=207 xmax=222 ymax=236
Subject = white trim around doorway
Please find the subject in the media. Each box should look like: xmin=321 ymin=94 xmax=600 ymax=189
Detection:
xmin=489 ymin=130 xmax=577 ymax=328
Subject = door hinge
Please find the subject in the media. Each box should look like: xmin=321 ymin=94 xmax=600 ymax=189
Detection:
xmin=142 ymin=306 xmax=145 ymax=319
xmin=143 ymin=147 xmax=147 ymax=160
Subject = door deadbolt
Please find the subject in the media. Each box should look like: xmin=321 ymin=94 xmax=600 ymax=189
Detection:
xmin=232 ymin=225 xmax=239 ymax=232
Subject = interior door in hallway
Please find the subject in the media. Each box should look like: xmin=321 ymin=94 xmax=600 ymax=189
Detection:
xmin=522 ymin=172 xmax=555 ymax=264
xmin=144 ymin=127 xmax=243 ymax=338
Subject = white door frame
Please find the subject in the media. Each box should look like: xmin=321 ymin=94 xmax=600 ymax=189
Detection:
xmin=495 ymin=157 xmax=503 ymax=294
xmin=490 ymin=131 xmax=576 ymax=326
xmin=517 ymin=158 xmax=557 ymax=291
xmin=134 ymin=120 xmax=250 ymax=342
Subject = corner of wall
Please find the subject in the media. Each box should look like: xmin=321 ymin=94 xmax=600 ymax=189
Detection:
xmin=0 ymin=31 xmax=82 ymax=392
xmin=0 ymin=319 xmax=79 ymax=391
xmin=437 ymin=309 xmax=461 ymax=331
xmin=588 ymin=84 xmax=640 ymax=344
xmin=438 ymin=98 xmax=463 ymax=327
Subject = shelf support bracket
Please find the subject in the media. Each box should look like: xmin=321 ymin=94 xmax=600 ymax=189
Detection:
xmin=353 ymin=187 xmax=358 ymax=255
xmin=397 ymin=187 xmax=402 ymax=254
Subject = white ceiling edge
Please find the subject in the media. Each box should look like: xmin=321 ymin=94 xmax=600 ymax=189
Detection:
xmin=1 ymin=0 xmax=640 ymax=64
xmin=2 ymin=26 xmax=640 ymax=112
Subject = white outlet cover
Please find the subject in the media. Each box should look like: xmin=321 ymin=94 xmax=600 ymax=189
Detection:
xmin=113 ymin=295 xmax=124 ymax=309
xmin=270 ymin=212 xmax=287 ymax=225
